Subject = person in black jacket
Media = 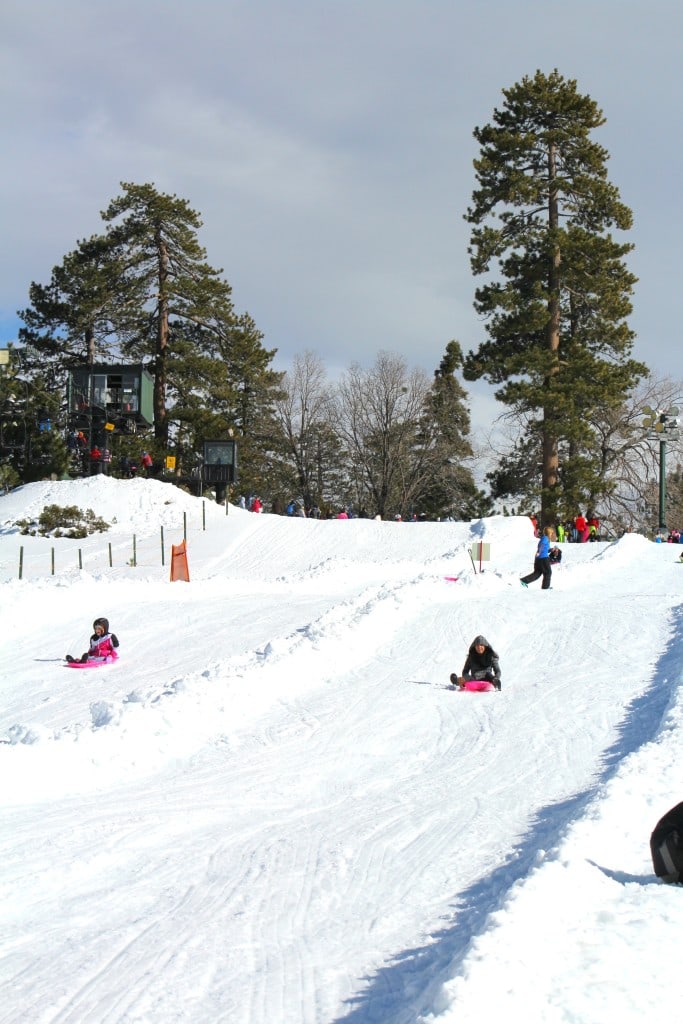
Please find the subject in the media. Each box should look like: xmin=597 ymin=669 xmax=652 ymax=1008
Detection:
xmin=650 ymin=802 xmax=683 ymax=882
xmin=549 ymin=546 xmax=562 ymax=564
xmin=450 ymin=635 xmax=501 ymax=691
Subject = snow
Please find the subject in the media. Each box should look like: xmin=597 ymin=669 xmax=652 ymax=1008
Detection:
xmin=1 ymin=476 xmax=682 ymax=1024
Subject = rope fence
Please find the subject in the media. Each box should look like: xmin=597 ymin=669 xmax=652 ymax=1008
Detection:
xmin=3 ymin=502 xmax=223 ymax=581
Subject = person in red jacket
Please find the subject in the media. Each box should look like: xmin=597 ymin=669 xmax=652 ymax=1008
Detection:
xmin=66 ymin=617 xmax=120 ymax=663
xmin=574 ymin=512 xmax=588 ymax=542
xmin=587 ymin=512 xmax=600 ymax=541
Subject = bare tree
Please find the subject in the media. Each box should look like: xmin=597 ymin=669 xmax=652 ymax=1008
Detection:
xmin=333 ymin=352 xmax=433 ymax=517
xmin=272 ymin=351 xmax=340 ymax=511
xmin=593 ymin=377 xmax=683 ymax=535
xmin=486 ymin=376 xmax=683 ymax=536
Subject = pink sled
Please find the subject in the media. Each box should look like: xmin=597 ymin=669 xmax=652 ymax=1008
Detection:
xmin=65 ymin=650 xmax=119 ymax=670
xmin=461 ymin=679 xmax=495 ymax=692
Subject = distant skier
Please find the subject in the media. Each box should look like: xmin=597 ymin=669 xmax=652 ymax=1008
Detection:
xmin=451 ymin=635 xmax=501 ymax=691
xmin=66 ymin=617 xmax=120 ymax=664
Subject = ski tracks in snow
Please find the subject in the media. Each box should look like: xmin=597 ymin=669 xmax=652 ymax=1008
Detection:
xmin=2 ymin=533 xmax=680 ymax=1022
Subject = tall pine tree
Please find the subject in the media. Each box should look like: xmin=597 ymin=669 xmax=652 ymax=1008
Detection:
xmin=18 ymin=183 xmax=279 ymax=471
xmin=464 ymin=69 xmax=647 ymax=524
xmin=101 ymin=183 xmax=245 ymax=445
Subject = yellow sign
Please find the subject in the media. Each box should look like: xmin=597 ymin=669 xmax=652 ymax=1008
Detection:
xmin=104 ymin=422 xmax=115 ymax=432
xmin=165 ymin=456 xmax=176 ymax=471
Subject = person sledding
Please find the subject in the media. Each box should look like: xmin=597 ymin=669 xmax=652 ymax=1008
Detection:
xmin=66 ymin=617 xmax=120 ymax=663
xmin=450 ymin=635 xmax=501 ymax=691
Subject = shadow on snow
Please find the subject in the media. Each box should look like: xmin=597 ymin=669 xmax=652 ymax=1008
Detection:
xmin=332 ymin=603 xmax=683 ymax=1024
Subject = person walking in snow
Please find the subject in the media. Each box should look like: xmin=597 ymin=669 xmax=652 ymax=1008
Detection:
xmin=451 ymin=635 xmax=502 ymax=691
xmin=520 ymin=525 xmax=553 ymax=590
xmin=66 ymin=617 xmax=120 ymax=664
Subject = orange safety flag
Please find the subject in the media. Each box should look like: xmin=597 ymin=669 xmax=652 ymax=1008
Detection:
xmin=170 ymin=540 xmax=190 ymax=582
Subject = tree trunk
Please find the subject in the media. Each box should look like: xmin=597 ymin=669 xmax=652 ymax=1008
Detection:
xmin=155 ymin=230 xmax=169 ymax=444
xmin=543 ymin=142 xmax=561 ymax=525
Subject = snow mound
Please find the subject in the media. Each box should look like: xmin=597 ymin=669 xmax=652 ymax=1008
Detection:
xmin=0 ymin=476 xmax=231 ymax=534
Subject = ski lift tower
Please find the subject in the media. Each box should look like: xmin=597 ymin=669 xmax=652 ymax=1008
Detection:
xmin=67 ymin=363 xmax=154 ymax=447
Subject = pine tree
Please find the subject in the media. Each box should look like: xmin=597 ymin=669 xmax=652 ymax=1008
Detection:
xmin=17 ymin=183 xmax=279 ymax=478
xmin=464 ymin=69 xmax=647 ymax=525
xmin=18 ymin=232 xmax=128 ymax=371
xmin=0 ymin=352 xmax=68 ymax=481
xmin=418 ymin=341 xmax=490 ymax=519
xmin=169 ymin=312 xmax=284 ymax=493
xmin=101 ymin=182 xmax=243 ymax=445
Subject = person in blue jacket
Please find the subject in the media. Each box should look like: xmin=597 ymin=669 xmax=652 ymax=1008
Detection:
xmin=520 ymin=525 xmax=553 ymax=590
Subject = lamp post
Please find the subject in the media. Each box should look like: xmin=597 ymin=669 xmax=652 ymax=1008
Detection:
xmin=642 ymin=404 xmax=680 ymax=534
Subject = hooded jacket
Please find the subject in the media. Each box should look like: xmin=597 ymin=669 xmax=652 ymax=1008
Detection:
xmin=462 ymin=635 xmax=501 ymax=683
xmin=87 ymin=618 xmax=120 ymax=660
xmin=87 ymin=632 xmax=119 ymax=659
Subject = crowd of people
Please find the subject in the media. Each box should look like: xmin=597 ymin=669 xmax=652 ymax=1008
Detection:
xmin=239 ymin=496 xmax=371 ymax=519
xmin=239 ymin=497 xmax=456 ymax=521
xmin=66 ymin=430 xmax=156 ymax=479
xmin=529 ymin=511 xmax=601 ymax=543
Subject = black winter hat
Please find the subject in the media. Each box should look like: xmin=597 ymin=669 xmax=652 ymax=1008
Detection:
xmin=93 ymin=617 xmax=109 ymax=633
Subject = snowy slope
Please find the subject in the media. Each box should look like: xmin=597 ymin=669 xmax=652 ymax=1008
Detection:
xmin=1 ymin=478 xmax=682 ymax=1024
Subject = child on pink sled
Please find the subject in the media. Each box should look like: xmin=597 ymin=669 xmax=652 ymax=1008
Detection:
xmin=66 ymin=617 xmax=120 ymax=664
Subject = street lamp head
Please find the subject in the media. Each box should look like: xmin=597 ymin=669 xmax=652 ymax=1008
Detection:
xmin=641 ymin=403 xmax=681 ymax=438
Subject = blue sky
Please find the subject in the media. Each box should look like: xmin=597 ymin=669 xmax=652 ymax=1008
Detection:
xmin=1 ymin=0 xmax=681 ymax=431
